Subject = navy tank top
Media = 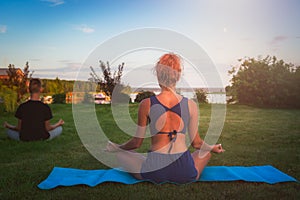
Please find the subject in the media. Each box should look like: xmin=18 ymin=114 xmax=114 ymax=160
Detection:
xmin=149 ymin=95 xmax=190 ymax=135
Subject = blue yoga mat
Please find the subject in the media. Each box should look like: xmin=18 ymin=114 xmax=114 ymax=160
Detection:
xmin=38 ymin=165 xmax=297 ymax=189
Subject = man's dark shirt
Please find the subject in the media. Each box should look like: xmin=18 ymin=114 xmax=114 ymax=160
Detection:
xmin=15 ymin=100 xmax=52 ymax=141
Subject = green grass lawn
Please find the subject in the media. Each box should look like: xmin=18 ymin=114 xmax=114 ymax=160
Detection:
xmin=0 ymin=104 xmax=299 ymax=199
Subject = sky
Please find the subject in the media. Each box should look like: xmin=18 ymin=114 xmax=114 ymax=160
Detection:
xmin=0 ymin=0 xmax=300 ymax=88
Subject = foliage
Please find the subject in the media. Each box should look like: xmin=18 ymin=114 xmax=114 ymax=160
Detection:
xmin=42 ymin=78 xmax=74 ymax=95
xmin=3 ymin=62 xmax=33 ymax=102
xmin=110 ymin=84 xmax=131 ymax=104
xmin=134 ymin=91 xmax=155 ymax=103
xmin=120 ymin=84 xmax=132 ymax=95
xmin=194 ymin=89 xmax=208 ymax=103
xmin=73 ymin=81 xmax=95 ymax=93
xmin=0 ymin=83 xmax=18 ymax=113
xmin=52 ymin=93 xmax=66 ymax=104
xmin=89 ymin=61 xmax=124 ymax=97
xmin=111 ymin=92 xmax=131 ymax=104
xmin=227 ymin=56 xmax=300 ymax=108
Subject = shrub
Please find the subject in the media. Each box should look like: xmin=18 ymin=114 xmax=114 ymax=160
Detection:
xmin=134 ymin=91 xmax=155 ymax=103
xmin=194 ymin=89 xmax=208 ymax=103
xmin=0 ymin=85 xmax=18 ymax=113
xmin=111 ymin=92 xmax=131 ymax=104
xmin=228 ymin=56 xmax=300 ymax=108
xmin=52 ymin=93 xmax=66 ymax=104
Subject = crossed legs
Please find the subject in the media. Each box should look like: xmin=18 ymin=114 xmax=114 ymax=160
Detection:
xmin=5 ymin=126 xmax=63 ymax=141
xmin=115 ymin=150 xmax=146 ymax=180
xmin=114 ymin=149 xmax=211 ymax=181
xmin=192 ymin=150 xmax=212 ymax=180
xmin=6 ymin=129 xmax=20 ymax=140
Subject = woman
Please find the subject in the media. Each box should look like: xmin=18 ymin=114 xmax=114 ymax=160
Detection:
xmin=106 ymin=53 xmax=224 ymax=183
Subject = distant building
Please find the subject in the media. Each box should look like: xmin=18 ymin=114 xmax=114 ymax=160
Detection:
xmin=43 ymin=96 xmax=53 ymax=104
xmin=94 ymin=92 xmax=110 ymax=104
xmin=65 ymin=92 xmax=110 ymax=104
xmin=66 ymin=92 xmax=83 ymax=104
xmin=0 ymin=67 xmax=24 ymax=81
xmin=0 ymin=68 xmax=9 ymax=80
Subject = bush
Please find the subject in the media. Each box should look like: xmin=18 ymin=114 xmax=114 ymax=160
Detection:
xmin=0 ymin=85 xmax=18 ymax=113
xmin=52 ymin=93 xmax=66 ymax=104
xmin=3 ymin=62 xmax=33 ymax=102
xmin=228 ymin=56 xmax=300 ymax=108
xmin=111 ymin=92 xmax=131 ymax=104
xmin=0 ymin=102 xmax=5 ymax=113
xmin=134 ymin=91 xmax=155 ymax=103
xmin=194 ymin=89 xmax=208 ymax=103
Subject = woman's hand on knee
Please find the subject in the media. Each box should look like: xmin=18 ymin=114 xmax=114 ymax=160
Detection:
xmin=212 ymin=144 xmax=225 ymax=153
xmin=105 ymin=141 xmax=121 ymax=152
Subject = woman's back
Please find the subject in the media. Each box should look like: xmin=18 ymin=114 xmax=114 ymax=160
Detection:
xmin=147 ymin=91 xmax=190 ymax=154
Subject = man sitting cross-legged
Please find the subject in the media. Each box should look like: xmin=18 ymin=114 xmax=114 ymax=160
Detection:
xmin=4 ymin=78 xmax=64 ymax=141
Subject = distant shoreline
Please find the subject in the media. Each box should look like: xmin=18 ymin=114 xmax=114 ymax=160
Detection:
xmin=131 ymin=87 xmax=226 ymax=93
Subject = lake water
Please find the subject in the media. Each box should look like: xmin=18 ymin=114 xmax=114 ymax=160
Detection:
xmin=181 ymin=92 xmax=227 ymax=104
xmin=130 ymin=92 xmax=227 ymax=104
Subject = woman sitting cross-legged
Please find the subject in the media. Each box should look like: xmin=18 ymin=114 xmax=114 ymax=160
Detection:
xmin=106 ymin=53 xmax=224 ymax=183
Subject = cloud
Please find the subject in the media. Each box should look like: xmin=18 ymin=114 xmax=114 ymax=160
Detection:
xmin=57 ymin=59 xmax=72 ymax=63
xmin=74 ymin=24 xmax=95 ymax=33
xmin=29 ymin=58 xmax=42 ymax=62
xmin=41 ymin=0 xmax=65 ymax=7
xmin=32 ymin=62 xmax=85 ymax=80
xmin=0 ymin=25 xmax=7 ymax=33
xmin=270 ymin=35 xmax=288 ymax=45
xmin=34 ymin=62 xmax=82 ymax=72
xmin=241 ymin=37 xmax=252 ymax=41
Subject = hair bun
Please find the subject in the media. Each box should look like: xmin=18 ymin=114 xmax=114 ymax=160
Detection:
xmin=155 ymin=53 xmax=182 ymax=87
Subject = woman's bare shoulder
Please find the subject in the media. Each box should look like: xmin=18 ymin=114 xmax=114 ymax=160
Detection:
xmin=138 ymin=98 xmax=151 ymax=118
xmin=187 ymin=98 xmax=198 ymax=115
xmin=187 ymin=98 xmax=197 ymax=107
xmin=139 ymin=98 xmax=151 ymax=109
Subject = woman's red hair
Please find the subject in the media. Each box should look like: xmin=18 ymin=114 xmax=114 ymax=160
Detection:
xmin=156 ymin=53 xmax=182 ymax=87
xmin=157 ymin=53 xmax=181 ymax=73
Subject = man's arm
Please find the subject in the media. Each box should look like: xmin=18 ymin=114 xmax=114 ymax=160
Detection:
xmin=45 ymin=119 xmax=64 ymax=131
xmin=4 ymin=120 xmax=22 ymax=131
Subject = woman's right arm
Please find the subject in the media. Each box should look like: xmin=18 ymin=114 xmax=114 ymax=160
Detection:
xmin=114 ymin=98 xmax=150 ymax=151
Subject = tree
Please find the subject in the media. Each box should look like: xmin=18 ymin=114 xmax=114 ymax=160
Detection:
xmin=227 ymin=56 xmax=300 ymax=108
xmin=194 ymin=89 xmax=208 ymax=103
xmin=47 ymin=77 xmax=64 ymax=95
xmin=134 ymin=91 xmax=155 ymax=103
xmin=89 ymin=61 xmax=124 ymax=98
xmin=42 ymin=78 xmax=75 ymax=95
xmin=3 ymin=62 xmax=33 ymax=102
